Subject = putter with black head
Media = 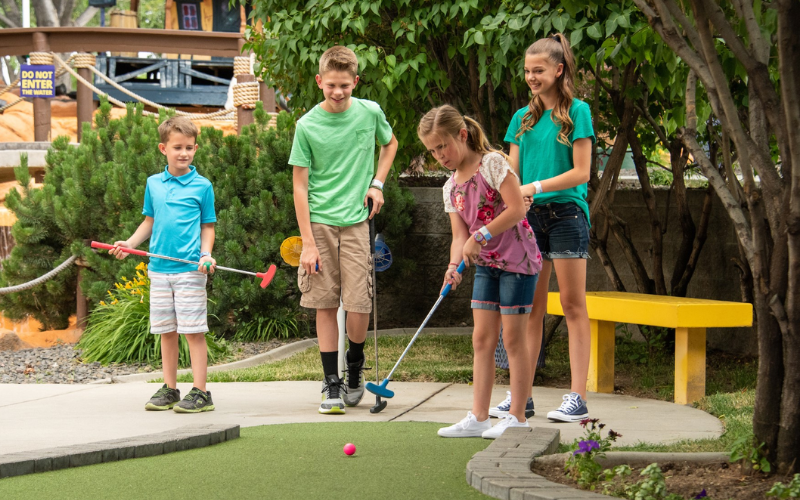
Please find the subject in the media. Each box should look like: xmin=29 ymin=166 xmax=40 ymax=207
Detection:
xmin=367 ymin=200 xmax=387 ymax=413
xmin=366 ymin=260 xmax=466 ymax=399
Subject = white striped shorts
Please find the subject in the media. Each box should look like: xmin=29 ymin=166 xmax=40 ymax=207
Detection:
xmin=148 ymin=270 xmax=208 ymax=335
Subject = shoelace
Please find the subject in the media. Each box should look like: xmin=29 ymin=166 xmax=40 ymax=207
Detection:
xmin=455 ymin=412 xmax=476 ymax=429
xmin=556 ymin=393 xmax=580 ymax=413
xmin=345 ymin=362 xmax=371 ymax=389
xmin=184 ymin=390 xmax=207 ymax=404
xmin=323 ymin=379 xmax=346 ymax=399
xmin=497 ymin=391 xmax=512 ymax=410
xmin=154 ymin=387 xmax=174 ymax=398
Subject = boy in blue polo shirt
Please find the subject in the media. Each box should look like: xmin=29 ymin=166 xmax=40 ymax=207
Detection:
xmin=110 ymin=116 xmax=217 ymax=413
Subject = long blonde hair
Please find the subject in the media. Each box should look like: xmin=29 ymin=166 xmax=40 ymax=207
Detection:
xmin=418 ymin=105 xmax=506 ymax=158
xmin=515 ymin=33 xmax=576 ymax=146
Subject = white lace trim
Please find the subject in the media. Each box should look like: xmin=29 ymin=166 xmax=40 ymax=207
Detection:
xmin=442 ymin=152 xmax=518 ymax=213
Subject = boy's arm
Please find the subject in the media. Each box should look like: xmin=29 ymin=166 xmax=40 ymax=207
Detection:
xmin=293 ymin=165 xmax=320 ymax=275
xmin=110 ymin=217 xmax=154 ymax=259
xmin=365 ymin=134 xmax=398 ymax=219
xmin=198 ymin=223 xmax=216 ymax=274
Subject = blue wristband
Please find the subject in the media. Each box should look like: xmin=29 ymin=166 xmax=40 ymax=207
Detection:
xmin=478 ymin=226 xmax=492 ymax=241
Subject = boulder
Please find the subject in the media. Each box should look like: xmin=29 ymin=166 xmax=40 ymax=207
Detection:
xmin=0 ymin=330 xmax=33 ymax=351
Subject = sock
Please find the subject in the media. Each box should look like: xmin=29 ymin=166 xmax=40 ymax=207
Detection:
xmin=347 ymin=340 xmax=365 ymax=363
xmin=320 ymin=351 xmax=339 ymax=379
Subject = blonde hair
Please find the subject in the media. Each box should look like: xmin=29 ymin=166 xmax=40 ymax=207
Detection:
xmin=158 ymin=116 xmax=198 ymax=143
xmin=516 ymin=33 xmax=576 ymax=146
xmin=319 ymin=46 xmax=359 ymax=78
xmin=418 ymin=105 xmax=506 ymax=158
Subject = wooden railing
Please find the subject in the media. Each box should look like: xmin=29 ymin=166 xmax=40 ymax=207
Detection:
xmin=0 ymin=27 xmax=244 ymax=58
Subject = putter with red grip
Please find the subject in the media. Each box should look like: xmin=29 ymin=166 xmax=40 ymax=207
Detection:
xmin=90 ymin=241 xmax=276 ymax=288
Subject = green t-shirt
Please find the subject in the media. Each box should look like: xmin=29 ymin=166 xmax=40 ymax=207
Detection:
xmin=504 ymin=98 xmax=596 ymax=225
xmin=289 ymin=97 xmax=394 ymax=226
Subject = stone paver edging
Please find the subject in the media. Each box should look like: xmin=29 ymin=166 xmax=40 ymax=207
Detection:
xmin=467 ymin=427 xmax=607 ymax=500
xmin=0 ymin=424 xmax=239 ymax=479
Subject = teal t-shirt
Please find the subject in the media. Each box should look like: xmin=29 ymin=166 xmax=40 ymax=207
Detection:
xmin=289 ymin=97 xmax=394 ymax=226
xmin=143 ymin=166 xmax=216 ymax=274
xmin=504 ymin=98 xmax=595 ymax=225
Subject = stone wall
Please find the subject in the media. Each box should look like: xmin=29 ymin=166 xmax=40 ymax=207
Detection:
xmin=374 ymin=187 xmax=756 ymax=356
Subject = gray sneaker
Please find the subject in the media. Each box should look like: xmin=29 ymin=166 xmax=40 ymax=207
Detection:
xmin=342 ymin=350 xmax=366 ymax=407
xmin=319 ymin=374 xmax=346 ymax=414
xmin=145 ymin=384 xmax=181 ymax=411
xmin=173 ymin=387 xmax=215 ymax=413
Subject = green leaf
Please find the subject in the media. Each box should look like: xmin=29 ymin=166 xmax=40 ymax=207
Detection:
xmin=418 ymin=76 xmax=428 ymax=90
xmin=587 ymin=22 xmax=602 ymax=40
xmin=500 ymin=32 xmax=514 ymax=55
xmin=386 ymin=54 xmax=396 ymax=67
xmin=570 ymin=28 xmax=583 ymax=47
xmin=407 ymin=31 xmax=415 ymax=44
xmin=606 ymin=17 xmax=618 ymax=37
xmin=474 ymin=31 xmax=485 ymax=45
xmin=366 ymin=51 xmax=378 ymax=66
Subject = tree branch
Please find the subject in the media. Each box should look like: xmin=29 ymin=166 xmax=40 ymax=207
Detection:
xmin=0 ymin=12 xmax=19 ymax=27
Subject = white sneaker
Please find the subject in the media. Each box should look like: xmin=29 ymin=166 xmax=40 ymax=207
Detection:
xmin=437 ymin=412 xmax=491 ymax=438
xmin=481 ymin=414 xmax=530 ymax=439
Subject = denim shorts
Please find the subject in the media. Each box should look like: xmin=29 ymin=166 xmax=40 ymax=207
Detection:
xmin=527 ymin=202 xmax=590 ymax=260
xmin=471 ymin=265 xmax=539 ymax=315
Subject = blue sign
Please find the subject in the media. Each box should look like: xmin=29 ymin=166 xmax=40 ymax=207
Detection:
xmin=20 ymin=64 xmax=56 ymax=98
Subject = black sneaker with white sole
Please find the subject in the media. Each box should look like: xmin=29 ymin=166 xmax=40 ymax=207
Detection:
xmin=173 ymin=387 xmax=215 ymax=413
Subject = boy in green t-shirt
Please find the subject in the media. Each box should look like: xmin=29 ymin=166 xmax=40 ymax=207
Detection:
xmin=290 ymin=45 xmax=397 ymax=414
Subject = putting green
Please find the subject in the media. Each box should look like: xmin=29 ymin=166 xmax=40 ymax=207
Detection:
xmin=0 ymin=422 xmax=493 ymax=499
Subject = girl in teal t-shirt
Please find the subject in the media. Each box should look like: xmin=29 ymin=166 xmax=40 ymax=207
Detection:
xmin=496 ymin=33 xmax=594 ymax=424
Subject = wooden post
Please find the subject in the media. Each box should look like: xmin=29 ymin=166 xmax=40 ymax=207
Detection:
xmin=236 ymin=74 xmax=255 ymax=133
xmin=75 ymin=263 xmax=88 ymax=331
xmin=259 ymin=81 xmax=276 ymax=112
xmin=76 ymin=55 xmax=95 ymax=142
xmin=32 ymin=32 xmax=51 ymax=142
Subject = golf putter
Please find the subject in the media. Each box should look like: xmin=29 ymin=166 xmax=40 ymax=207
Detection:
xmin=366 ymin=260 xmax=466 ymax=399
xmin=367 ymin=200 xmax=387 ymax=413
xmin=91 ymin=241 xmax=277 ymax=288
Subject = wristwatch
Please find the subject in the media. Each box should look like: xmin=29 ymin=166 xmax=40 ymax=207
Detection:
xmin=200 ymin=251 xmax=211 ymax=258
xmin=473 ymin=232 xmax=487 ymax=247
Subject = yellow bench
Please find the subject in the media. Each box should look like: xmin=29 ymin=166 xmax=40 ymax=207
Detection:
xmin=547 ymin=292 xmax=753 ymax=405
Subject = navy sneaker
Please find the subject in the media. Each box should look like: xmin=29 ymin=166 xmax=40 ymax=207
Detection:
xmin=547 ymin=392 xmax=589 ymax=422
xmin=489 ymin=391 xmax=535 ymax=418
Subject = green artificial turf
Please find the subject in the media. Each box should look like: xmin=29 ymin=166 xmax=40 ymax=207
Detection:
xmin=0 ymin=422 xmax=492 ymax=500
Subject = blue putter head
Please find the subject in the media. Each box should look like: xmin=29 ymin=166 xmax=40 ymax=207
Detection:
xmin=366 ymin=379 xmax=394 ymax=398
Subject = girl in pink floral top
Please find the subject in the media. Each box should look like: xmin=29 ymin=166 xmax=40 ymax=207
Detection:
xmin=418 ymin=105 xmax=542 ymax=440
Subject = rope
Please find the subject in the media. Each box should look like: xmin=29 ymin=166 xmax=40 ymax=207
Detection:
xmin=73 ymin=53 xmax=96 ymax=69
xmin=233 ymin=56 xmax=252 ymax=76
xmin=0 ymin=96 xmax=24 ymax=114
xmin=0 ymin=77 xmax=20 ymax=97
xmin=0 ymin=255 xmax=78 ymax=294
xmin=29 ymin=52 xmax=54 ymax=65
xmin=233 ymin=81 xmax=259 ymax=109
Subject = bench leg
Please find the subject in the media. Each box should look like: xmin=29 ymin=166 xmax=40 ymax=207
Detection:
xmin=674 ymin=327 xmax=706 ymax=405
xmin=587 ymin=319 xmax=615 ymax=393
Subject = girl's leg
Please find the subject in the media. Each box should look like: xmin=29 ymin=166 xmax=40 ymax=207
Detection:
xmin=527 ymin=261 xmax=552 ymax=393
xmin=501 ymin=312 xmax=531 ymax=422
xmin=161 ymin=331 xmax=179 ymax=388
xmin=185 ymin=332 xmax=209 ymax=392
xmin=472 ymin=309 xmax=501 ymax=421
xmin=552 ymin=258 xmax=590 ymax=400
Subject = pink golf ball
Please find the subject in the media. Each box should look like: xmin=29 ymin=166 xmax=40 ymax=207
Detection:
xmin=343 ymin=443 xmax=356 ymax=456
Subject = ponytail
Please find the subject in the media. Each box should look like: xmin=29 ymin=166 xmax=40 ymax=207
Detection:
xmin=515 ymin=32 xmax=576 ymax=146
xmin=418 ymin=105 xmax=508 ymax=158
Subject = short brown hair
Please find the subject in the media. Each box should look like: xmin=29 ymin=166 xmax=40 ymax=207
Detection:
xmin=158 ymin=116 xmax=198 ymax=143
xmin=318 ymin=46 xmax=359 ymax=78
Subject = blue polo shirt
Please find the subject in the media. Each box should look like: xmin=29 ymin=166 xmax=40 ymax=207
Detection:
xmin=143 ymin=165 xmax=216 ymax=274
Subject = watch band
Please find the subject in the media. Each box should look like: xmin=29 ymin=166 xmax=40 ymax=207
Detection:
xmin=478 ymin=226 xmax=492 ymax=241
xmin=370 ymin=178 xmax=384 ymax=191
xmin=200 ymin=251 xmax=211 ymax=258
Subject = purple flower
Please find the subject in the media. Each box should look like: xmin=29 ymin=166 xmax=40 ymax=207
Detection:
xmin=693 ymin=489 xmax=707 ymax=499
xmin=573 ymin=440 xmax=600 ymax=455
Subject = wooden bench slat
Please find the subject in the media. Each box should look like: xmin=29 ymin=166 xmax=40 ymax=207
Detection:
xmin=547 ymin=292 xmax=752 ymax=328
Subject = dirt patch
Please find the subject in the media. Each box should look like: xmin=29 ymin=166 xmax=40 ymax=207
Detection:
xmin=532 ymin=457 xmax=786 ymax=499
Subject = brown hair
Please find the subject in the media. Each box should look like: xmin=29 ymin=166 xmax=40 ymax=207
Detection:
xmin=158 ymin=116 xmax=198 ymax=143
xmin=515 ymin=33 xmax=576 ymax=146
xmin=319 ymin=46 xmax=359 ymax=78
xmin=418 ymin=105 xmax=506 ymax=158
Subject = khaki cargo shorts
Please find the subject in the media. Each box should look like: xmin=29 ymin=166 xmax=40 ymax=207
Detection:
xmin=298 ymin=220 xmax=373 ymax=313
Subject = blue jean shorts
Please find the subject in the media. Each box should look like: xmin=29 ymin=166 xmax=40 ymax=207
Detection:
xmin=527 ymin=202 xmax=590 ymax=260
xmin=471 ymin=265 xmax=539 ymax=315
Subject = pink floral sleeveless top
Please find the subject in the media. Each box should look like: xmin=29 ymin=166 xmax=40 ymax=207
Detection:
xmin=443 ymin=152 xmax=542 ymax=275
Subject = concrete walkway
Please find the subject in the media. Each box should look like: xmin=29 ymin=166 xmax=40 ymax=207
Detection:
xmin=0 ymin=380 xmax=722 ymax=456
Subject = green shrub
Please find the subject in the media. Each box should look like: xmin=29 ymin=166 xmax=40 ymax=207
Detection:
xmin=77 ymin=262 xmax=228 ymax=367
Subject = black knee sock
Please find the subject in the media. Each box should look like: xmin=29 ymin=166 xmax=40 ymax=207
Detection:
xmin=320 ymin=351 xmax=339 ymax=379
xmin=347 ymin=340 xmax=365 ymax=363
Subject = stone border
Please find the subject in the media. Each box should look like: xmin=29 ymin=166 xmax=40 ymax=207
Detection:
xmin=0 ymin=424 xmax=239 ymax=479
xmin=467 ymin=427 xmax=607 ymax=500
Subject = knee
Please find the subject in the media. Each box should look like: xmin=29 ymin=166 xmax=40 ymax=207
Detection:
xmin=560 ymin=297 xmax=587 ymax=318
xmin=501 ymin=331 xmax=525 ymax=352
xmin=472 ymin=333 xmax=496 ymax=354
